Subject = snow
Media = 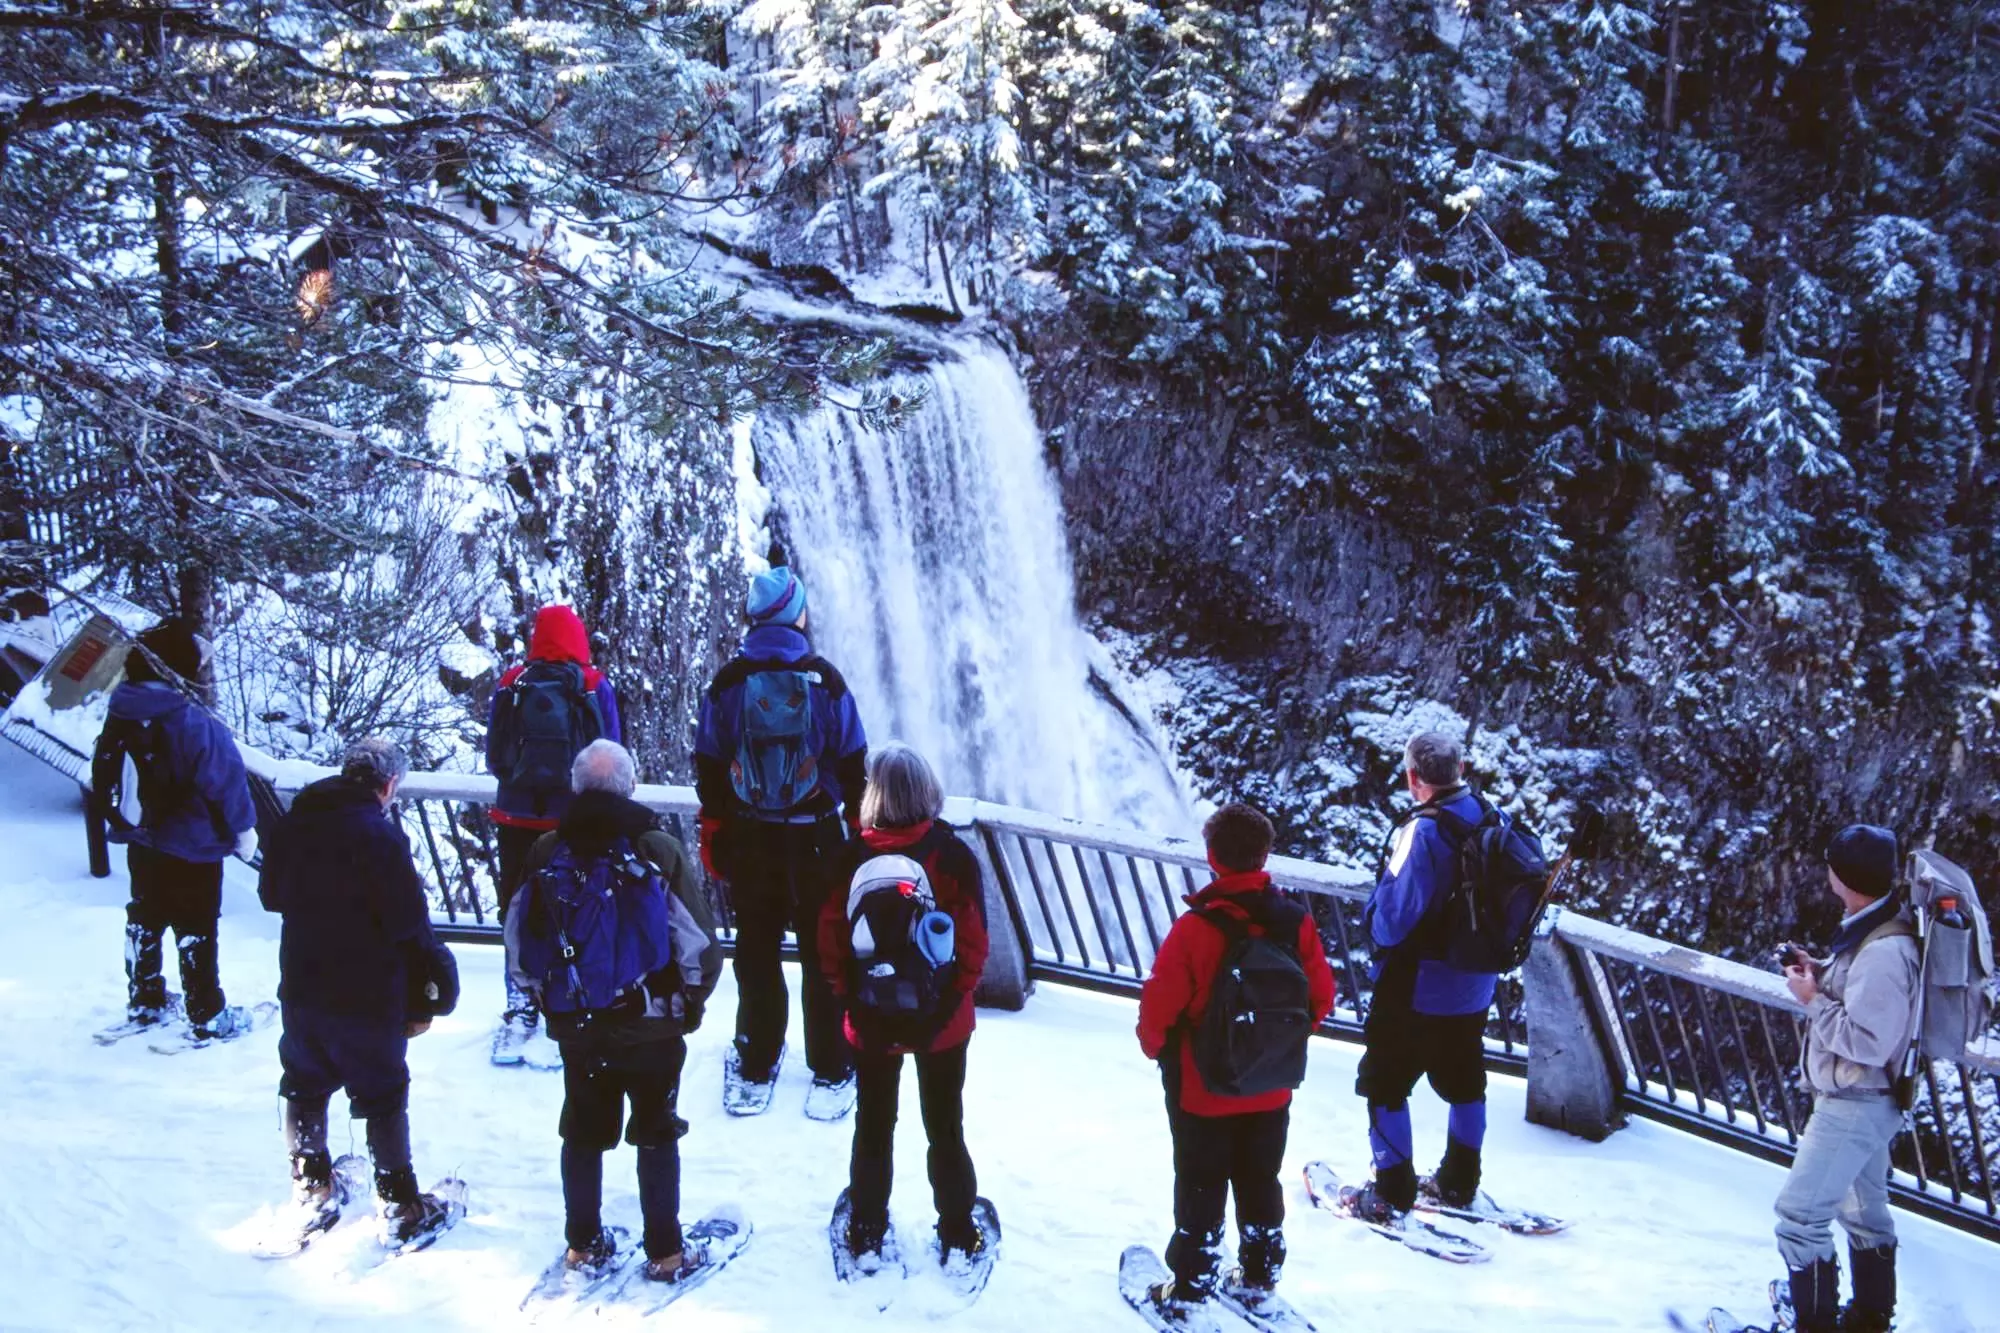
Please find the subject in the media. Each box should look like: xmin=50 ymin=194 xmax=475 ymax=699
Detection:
xmin=0 ymin=745 xmax=1995 ymax=1332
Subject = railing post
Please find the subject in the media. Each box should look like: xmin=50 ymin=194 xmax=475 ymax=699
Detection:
xmin=955 ymin=804 xmax=1029 ymax=1011
xmin=1523 ymin=922 xmax=1625 ymax=1142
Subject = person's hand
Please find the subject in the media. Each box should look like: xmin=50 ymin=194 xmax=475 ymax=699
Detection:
xmin=697 ymin=816 xmax=725 ymax=881
xmin=1784 ymin=964 xmax=1819 ymax=1006
xmin=670 ymin=991 xmax=704 ymax=1034
xmin=405 ymin=1018 xmax=433 ymax=1038
xmin=234 ymin=828 xmax=260 ymax=862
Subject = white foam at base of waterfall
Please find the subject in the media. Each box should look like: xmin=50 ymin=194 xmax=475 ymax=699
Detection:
xmin=750 ymin=344 xmax=1193 ymax=832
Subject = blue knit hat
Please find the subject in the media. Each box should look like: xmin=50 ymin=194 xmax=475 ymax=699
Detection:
xmin=1825 ymin=824 xmax=1899 ymax=899
xmin=746 ymin=567 xmax=808 ymax=627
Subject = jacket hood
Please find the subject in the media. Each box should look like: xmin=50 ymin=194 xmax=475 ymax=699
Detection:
xmin=528 ymin=606 xmax=593 ymax=666
xmin=290 ymin=773 xmax=389 ymax=818
xmin=740 ymin=623 xmax=812 ymax=662
xmin=108 ymin=680 xmax=191 ymax=721
xmin=556 ymin=788 xmax=658 ymax=850
xmin=861 ymin=820 xmax=937 ymax=853
xmin=1187 ymin=869 xmax=1273 ymax=908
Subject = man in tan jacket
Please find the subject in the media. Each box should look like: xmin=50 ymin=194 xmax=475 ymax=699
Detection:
xmin=1774 ymin=824 xmax=1919 ymax=1333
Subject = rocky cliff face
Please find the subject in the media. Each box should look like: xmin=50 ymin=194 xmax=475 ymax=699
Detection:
xmin=1025 ymin=338 xmax=1997 ymax=955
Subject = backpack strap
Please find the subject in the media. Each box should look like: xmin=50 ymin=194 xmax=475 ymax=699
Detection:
xmin=707 ymin=652 xmax=847 ymax=702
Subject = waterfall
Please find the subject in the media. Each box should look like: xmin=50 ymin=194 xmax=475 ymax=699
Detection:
xmin=748 ymin=344 xmax=1190 ymax=831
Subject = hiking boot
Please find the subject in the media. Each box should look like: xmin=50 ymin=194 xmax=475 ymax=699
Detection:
xmin=1345 ymin=1181 xmax=1412 ymax=1226
xmin=191 ymin=1004 xmax=247 ymax=1042
xmin=1844 ymin=1242 xmax=1895 ymax=1332
xmin=1149 ymin=1277 xmax=1203 ymax=1313
xmin=565 ymin=1229 xmax=619 ymax=1273
xmin=937 ymin=1213 xmax=986 ymax=1267
xmin=846 ymin=1213 xmax=888 ymax=1260
xmin=1787 ymin=1257 xmax=1841 ymax=1333
xmin=643 ymin=1240 xmax=706 ymax=1283
xmin=290 ymin=1150 xmax=334 ymax=1207
xmin=378 ymin=1192 xmax=451 ymax=1249
xmin=1839 ymin=1312 xmax=1892 ymax=1333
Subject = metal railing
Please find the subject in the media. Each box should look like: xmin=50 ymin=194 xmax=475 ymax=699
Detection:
xmin=238 ymin=751 xmax=1998 ymax=1239
xmin=1554 ymin=912 xmax=2000 ymax=1235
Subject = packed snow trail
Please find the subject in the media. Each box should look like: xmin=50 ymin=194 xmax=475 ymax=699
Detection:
xmin=0 ymin=746 xmax=1994 ymax=1331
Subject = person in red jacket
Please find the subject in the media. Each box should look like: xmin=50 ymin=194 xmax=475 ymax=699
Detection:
xmin=484 ymin=604 xmax=622 ymax=1054
xmin=818 ymin=743 xmax=993 ymax=1271
xmin=1137 ymin=803 xmax=1336 ymax=1311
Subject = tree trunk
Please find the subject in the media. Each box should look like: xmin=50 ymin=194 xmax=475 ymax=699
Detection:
xmin=1661 ymin=0 xmax=1683 ymax=143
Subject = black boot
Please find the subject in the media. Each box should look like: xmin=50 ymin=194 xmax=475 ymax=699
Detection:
xmin=1237 ymin=1223 xmax=1286 ymax=1291
xmin=1842 ymin=1243 xmax=1895 ymax=1332
xmin=284 ymin=1098 xmax=332 ymax=1198
xmin=1788 ymin=1256 xmax=1841 ymax=1333
xmin=125 ymin=920 xmax=167 ymax=1015
xmin=1164 ymin=1223 xmax=1223 ymax=1300
xmin=1433 ymin=1140 xmax=1482 ymax=1209
xmin=177 ymin=930 xmax=225 ymax=1028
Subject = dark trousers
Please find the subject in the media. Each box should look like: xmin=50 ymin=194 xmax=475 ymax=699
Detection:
xmin=849 ymin=1041 xmax=976 ymax=1233
xmin=495 ymin=823 xmax=543 ymax=1018
xmin=557 ymin=1015 xmax=688 ymax=1259
xmin=725 ymin=816 xmax=851 ymax=1081
xmin=278 ymin=1004 xmax=414 ymax=1176
xmin=1162 ymin=1061 xmax=1288 ymax=1293
xmin=1354 ymin=959 xmax=1489 ymax=1108
xmin=125 ymin=845 xmax=226 ymax=1023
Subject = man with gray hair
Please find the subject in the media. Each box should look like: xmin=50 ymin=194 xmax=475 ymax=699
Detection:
xmin=508 ymin=739 xmax=727 ymax=1283
xmin=259 ymin=736 xmax=463 ymax=1254
xmin=1348 ymin=728 xmax=1500 ymax=1223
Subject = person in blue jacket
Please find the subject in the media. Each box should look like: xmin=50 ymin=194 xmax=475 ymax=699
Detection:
xmin=90 ymin=619 xmax=258 ymax=1038
xmin=693 ymin=564 xmax=869 ymax=1114
xmin=1349 ymin=728 xmax=1497 ymax=1221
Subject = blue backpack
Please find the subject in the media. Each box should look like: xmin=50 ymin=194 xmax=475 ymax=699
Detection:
xmin=519 ymin=837 xmax=674 ymax=1015
xmin=730 ymin=663 xmax=824 ymax=813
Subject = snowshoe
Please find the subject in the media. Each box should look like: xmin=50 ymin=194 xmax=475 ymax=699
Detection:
xmin=380 ymin=1178 xmax=467 ymax=1255
xmin=1415 ymin=1174 xmax=1569 ymax=1235
xmin=1218 ymin=1269 xmax=1318 ymax=1333
xmin=829 ymin=1187 xmax=906 ymax=1310
xmin=520 ymin=1226 xmax=639 ymax=1317
xmin=803 ymin=1070 xmax=857 ymax=1122
xmin=1118 ymin=1245 xmax=1254 ymax=1332
xmin=251 ymin=1155 xmax=372 ymax=1259
xmin=491 ymin=1010 xmax=535 ymax=1067
xmin=93 ymin=995 xmax=183 ymax=1046
xmin=1301 ymin=1162 xmax=1487 ymax=1264
xmin=615 ymin=1204 xmax=752 ymax=1315
xmin=930 ymin=1197 xmax=1001 ymax=1304
xmin=723 ymin=1042 xmax=785 ymax=1117
xmin=149 ymin=1000 xmax=277 ymax=1055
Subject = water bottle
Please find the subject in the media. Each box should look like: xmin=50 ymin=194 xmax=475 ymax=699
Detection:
xmin=1934 ymin=895 xmax=1969 ymax=930
xmin=916 ymin=910 xmax=955 ymax=968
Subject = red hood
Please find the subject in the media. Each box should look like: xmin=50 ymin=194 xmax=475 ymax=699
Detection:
xmin=528 ymin=605 xmax=592 ymax=666
xmin=1186 ymin=869 xmax=1273 ymax=908
xmin=862 ymin=821 xmax=934 ymax=852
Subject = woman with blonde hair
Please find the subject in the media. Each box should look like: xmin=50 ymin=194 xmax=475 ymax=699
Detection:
xmin=818 ymin=742 xmax=996 ymax=1288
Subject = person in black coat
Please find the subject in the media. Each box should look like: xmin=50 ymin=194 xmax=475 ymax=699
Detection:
xmin=259 ymin=737 xmax=460 ymax=1248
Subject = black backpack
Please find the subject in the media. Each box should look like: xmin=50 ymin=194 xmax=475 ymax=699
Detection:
xmin=92 ymin=714 xmax=192 ymax=846
xmin=843 ymin=851 xmax=956 ymax=1048
xmin=1190 ymin=892 xmax=1315 ymax=1098
xmin=491 ymin=660 xmax=604 ymax=802
xmin=1413 ymin=792 xmax=1553 ymax=974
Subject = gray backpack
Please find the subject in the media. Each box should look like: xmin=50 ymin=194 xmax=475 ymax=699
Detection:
xmin=1906 ymin=850 xmax=1995 ymax=1063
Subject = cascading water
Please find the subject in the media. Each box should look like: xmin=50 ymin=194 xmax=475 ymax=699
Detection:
xmin=748 ymin=343 xmax=1190 ymax=831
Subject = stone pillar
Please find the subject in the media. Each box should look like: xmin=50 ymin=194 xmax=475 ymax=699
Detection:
xmin=964 ymin=821 xmax=1032 ymax=1011
xmin=1523 ymin=929 xmax=1625 ymax=1141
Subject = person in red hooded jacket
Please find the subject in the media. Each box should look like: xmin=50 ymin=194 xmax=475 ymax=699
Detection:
xmin=818 ymin=743 xmax=993 ymax=1272
xmin=1136 ymin=803 xmax=1336 ymax=1314
xmin=485 ymin=605 xmax=623 ymax=1050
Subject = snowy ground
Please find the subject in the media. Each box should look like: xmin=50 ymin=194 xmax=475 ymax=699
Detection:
xmin=0 ymin=745 xmax=1994 ymax=1333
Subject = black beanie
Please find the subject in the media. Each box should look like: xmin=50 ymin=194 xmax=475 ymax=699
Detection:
xmin=1825 ymin=824 xmax=1898 ymax=899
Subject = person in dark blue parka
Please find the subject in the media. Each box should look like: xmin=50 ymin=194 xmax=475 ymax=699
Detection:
xmin=90 ymin=619 xmax=258 ymax=1037
xmin=259 ymin=737 xmax=460 ymax=1248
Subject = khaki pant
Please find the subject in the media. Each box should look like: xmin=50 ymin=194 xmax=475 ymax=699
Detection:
xmin=1773 ymin=1094 xmax=1902 ymax=1269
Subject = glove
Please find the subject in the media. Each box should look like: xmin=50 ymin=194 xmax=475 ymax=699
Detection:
xmin=233 ymin=828 xmax=259 ymax=862
xmin=670 ymin=990 xmax=705 ymax=1035
xmin=697 ymin=816 xmax=725 ymax=881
